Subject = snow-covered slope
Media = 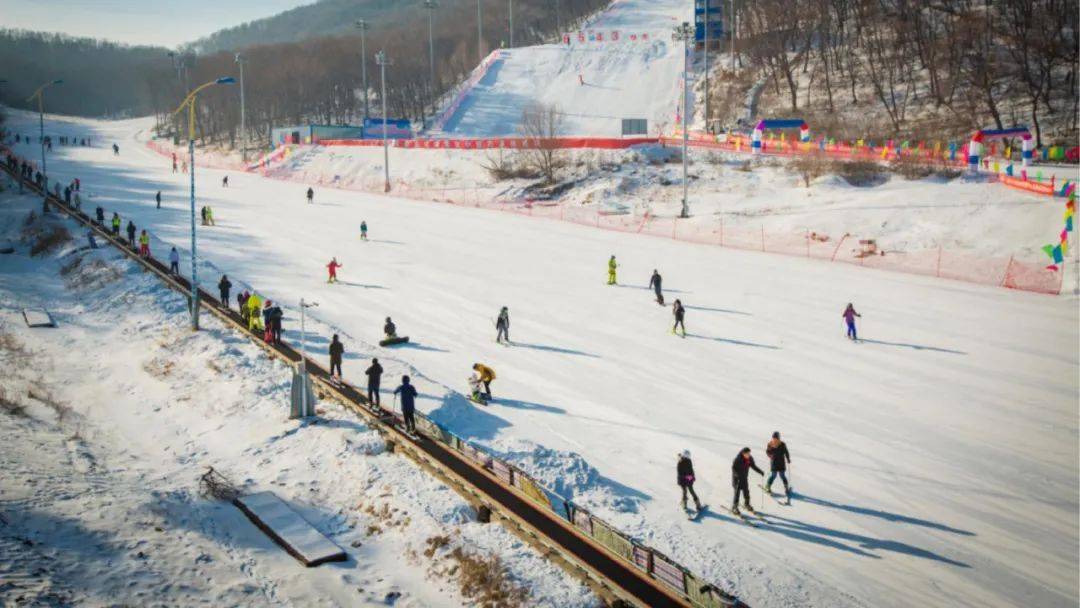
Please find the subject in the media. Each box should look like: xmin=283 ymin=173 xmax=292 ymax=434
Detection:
xmin=4 ymin=113 xmax=1078 ymax=608
xmin=440 ymin=0 xmax=688 ymax=137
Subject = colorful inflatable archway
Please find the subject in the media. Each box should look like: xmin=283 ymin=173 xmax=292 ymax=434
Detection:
xmin=968 ymin=126 xmax=1033 ymax=170
xmin=752 ymin=119 xmax=809 ymax=154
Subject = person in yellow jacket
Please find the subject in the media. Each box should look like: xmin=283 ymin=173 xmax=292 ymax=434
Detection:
xmin=607 ymin=255 xmax=618 ymax=285
xmin=247 ymin=293 xmax=263 ymax=331
xmin=472 ymin=363 xmax=495 ymax=400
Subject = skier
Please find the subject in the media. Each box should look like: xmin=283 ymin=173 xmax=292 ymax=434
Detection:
xmin=111 ymin=212 xmax=121 ymax=236
xmin=218 ymin=275 xmax=232 ymax=308
xmin=112 ymin=143 xmax=119 ymax=155
xmin=155 ymin=191 xmax=162 ymax=209
xmin=495 ymin=306 xmax=510 ymax=344
xmin=649 ymin=269 xmax=664 ymax=305
xmin=326 ymin=257 xmax=342 ymax=283
xmin=126 ymin=220 xmax=136 ymax=248
xmin=607 ymin=255 xmax=618 ymax=285
xmin=731 ymin=447 xmax=764 ymax=515
xmin=365 ymin=358 xmax=383 ymax=408
xmin=168 ymin=247 xmax=180 ymax=275
xmin=765 ymin=431 xmax=792 ymax=498
xmin=138 ymin=230 xmax=150 ymax=257
xmin=247 ymin=293 xmax=263 ymax=332
xmin=306 ymin=187 xmax=314 ymax=204
xmin=842 ymin=303 xmax=861 ymax=341
xmin=677 ymin=450 xmax=704 ymax=513
xmin=384 ymin=317 xmax=397 ymax=339
xmin=472 ymin=363 xmax=495 ymax=400
xmin=221 ymin=175 xmax=229 ymax=188
xmin=95 ymin=206 xmax=105 ymax=224
xmin=63 ymin=185 xmax=71 ymax=206
xmin=200 ymin=206 xmax=208 ymax=225
xmin=360 ymin=221 xmax=368 ymax=241
xmin=393 ymin=375 xmax=418 ymax=434
xmin=672 ymin=299 xmax=686 ymax=337
xmin=329 ymin=334 xmax=345 ymax=379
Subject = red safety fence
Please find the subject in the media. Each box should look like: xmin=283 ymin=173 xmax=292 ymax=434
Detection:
xmin=319 ymin=136 xmax=659 ymax=150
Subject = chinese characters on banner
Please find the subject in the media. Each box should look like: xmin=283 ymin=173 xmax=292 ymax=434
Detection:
xmin=566 ymin=31 xmax=650 ymax=44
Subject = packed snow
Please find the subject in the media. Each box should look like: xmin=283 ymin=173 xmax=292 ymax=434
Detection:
xmin=3 ymin=109 xmax=1077 ymax=608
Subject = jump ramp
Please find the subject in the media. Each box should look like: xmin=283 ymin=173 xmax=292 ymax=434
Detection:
xmin=234 ymin=491 xmax=347 ymax=567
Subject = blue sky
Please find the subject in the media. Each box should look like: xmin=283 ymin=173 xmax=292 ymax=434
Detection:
xmin=0 ymin=0 xmax=315 ymax=47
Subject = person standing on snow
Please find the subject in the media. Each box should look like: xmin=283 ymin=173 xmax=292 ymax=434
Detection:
xmin=221 ymin=175 xmax=228 ymax=187
xmin=672 ymin=299 xmax=686 ymax=337
xmin=329 ymin=335 xmax=345 ymax=379
xmin=218 ymin=275 xmax=232 ymax=308
xmin=842 ymin=303 xmax=861 ymax=341
xmin=649 ymin=269 xmax=664 ymax=305
xmin=138 ymin=230 xmax=150 ymax=257
xmin=360 ymin=221 xmax=368 ymax=241
xmin=365 ymin=358 xmax=383 ymax=408
xmin=247 ymin=293 xmax=263 ymax=332
xmin=155 ymin=191 xmax=162 ymax=209
xmin=126 ymin=220 xmax=136 ymax=248
xmin=111 ymin=212 xmax=121 ymax=236
xmin=112 ymin=143 xmax=119 ymax=155
xmin=327 ymin=257 xmax=342 ymax=283
xmin=205 ymin=206 xmax=214 ymax=226
xmin=393 ymin=375 xmax=418 ymax=434
xmin=95 ymin=206 xmax=105 ymax=225
xmin=306 ymin=187 xmax=314 ymax=204
xmin=731 ymin=447 xmax=764 ymax=515
xmin=677 ymin=450 xmax=704 ymax=513
xmin=472 ymin=363 xmax=495 ymax=400
xmin=270 ymin=303 xmax=283 ymax=344
xmin=262 ymin=301 xmax=274 ymax=342
xmin=495 ymin=307 xmax=510 ymax=344
xmin=238 ymin=291 xmax=250 ymax=325
xmin=765 ymin=431 xmax=792 ymax=497
xmin=168 ymin=247 xmax=180 ymax=275
xmin=607 ymin=255 xmax=618 ymax=285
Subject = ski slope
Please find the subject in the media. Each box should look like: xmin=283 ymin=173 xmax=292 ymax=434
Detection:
xmin=4 ymin=113 xmax=1079 ymax=608
xmin=440 ymin=0 xmax=688 ymax=137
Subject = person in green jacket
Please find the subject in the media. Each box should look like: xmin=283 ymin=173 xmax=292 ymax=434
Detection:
xmin=607 ymin=255 xmax=618 ymax=285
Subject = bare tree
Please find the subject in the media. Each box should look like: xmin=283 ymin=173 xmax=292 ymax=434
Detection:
xmin=519 ymin=102 xmax=565 ymax=184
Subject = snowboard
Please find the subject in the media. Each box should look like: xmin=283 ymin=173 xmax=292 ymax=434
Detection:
xmin=468 ymin=393 xmax=490 ymax=407
xmin=379 ymin=336 xmax=410 ymax=347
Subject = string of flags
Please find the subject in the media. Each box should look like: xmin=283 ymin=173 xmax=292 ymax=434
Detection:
xmin=1043 ymin=192 xmax=1075 ymax=270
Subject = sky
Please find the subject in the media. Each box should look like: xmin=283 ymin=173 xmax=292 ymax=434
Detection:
xmin=0 ymin=0 xmax=316 ymax=48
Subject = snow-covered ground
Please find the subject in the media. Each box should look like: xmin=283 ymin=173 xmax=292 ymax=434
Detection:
xmin=0 ymin=186 xmax=595 ymax=607
xmin=3 ymin=111 xmax=1077 ymax=608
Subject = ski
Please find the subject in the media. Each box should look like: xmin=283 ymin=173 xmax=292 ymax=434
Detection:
xmin=759 ymin=485 xmax=792 ymax=506
xmin=716 ymin=506 xmax=758 ymax=527
xmin=684 ymin=504 xmax=708 ymax=521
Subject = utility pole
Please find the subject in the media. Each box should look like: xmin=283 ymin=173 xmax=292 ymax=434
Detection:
xmin=424 ymin=0 xmax=438 ymax=129
xmin=26 ymin=80 xmax=62 ymax=213
xmin=704 ymin=0 xmax=710 ymax=133
xmin=477 ymin=0 xmax=483 ymax=62
xmin=235 ymin=53 xmax=247 ymax=159
xmin=376 ymin=50 xmax=392 ymax=192
xmin=730 ymin=0 xmax=736 ymax=70
xmin=355 ymin=20 xmax=370 ymax=120
xmin=556 ymin=0 xmax=561 ymax=34
xmin=298 ymin=298 xmax=319 ymax=418
xmin=673 ymin=22 xmax=694 ymax=218
xmin=509 ymin=0 xmax=514 ymax=47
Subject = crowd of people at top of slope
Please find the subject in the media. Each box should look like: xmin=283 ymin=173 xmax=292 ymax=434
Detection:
xmin=11 ymin=132 xmax=93 ymax=151
xmin=3 ymin=141 xmax=863 ymax=519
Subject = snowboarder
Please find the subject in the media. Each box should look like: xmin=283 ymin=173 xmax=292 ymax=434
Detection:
xmin=365 ymin=358 xmax=383 ymax=407
xmin=111 ymin=212 xmax=121 ymax=236
xmin=677 ymin=450 xmax=704 ymax=513
xmin=221 ymin=175 xmax=228 ymax=187
xmin=384 ymin=317 xmax=397 ymax=339
xmin=765 ymin=431 xmax=792 ymax=498
xmin=731 ymin=447 xmax=764 ymax=515
xmin=218 ymin=275 xmax=232 ymax=308
xmin=306 ymin=187 xmax=314 ymax=204
xmin=329 ymin=334 xmax=345 ymax=379
xmin=394 ymin=375 xmax=418 ymax=434
xmin=842 ymin=303 xmax=861 ymax=341
xmin=649 ymin=269 xmax=664 ymax=305
xmin=495 ymin=307 xmax=510 ymax=344
xmin=168 ymin=247 xmax=180 ymax=275
xmin=126 ymin=220 xmax=136 ymax=248
xmin=607 ymin=255 xmax=618 ymax=285
xmin=672 ymin=299 xmax=686 ymax=337
xmin=155 ymin=191 xmax=162 ymax=209
xmin=472 ymin=363 xmax=495 ymax=400
xmin=138 ymin=230 xmax=150 ymax=257
xmin=327 ymin=257 xmax=342 ymax=283
xmin=360 ymin=221 xmax=368 ymax=240
xmin=468 ymin=374 xmax=487 ymax=405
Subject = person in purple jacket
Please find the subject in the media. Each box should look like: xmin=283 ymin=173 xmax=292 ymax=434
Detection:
xmin=842 ymin=303 xmax=861 ymax=341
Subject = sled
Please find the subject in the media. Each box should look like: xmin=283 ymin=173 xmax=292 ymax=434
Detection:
xmin=379 ymin=335 xmax=409 ymax=347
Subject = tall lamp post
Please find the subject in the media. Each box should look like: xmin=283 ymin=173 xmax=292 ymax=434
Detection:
xmin=423 ymin=1 xmax=438 ymax=129
xmin=509 ymin=0 xmax=514 ymax=47
xmin=235 ymin=53 xmax=247 ymax=160
xmin=704 ymin=1 xmax=710 ymax=132
xmin=297 ymin=298 xmax=319 ymax=418
xmin=375 ymin=50 xmax=392 ymax=193
xmin=477 ymin=0 xmax=483 ymax=62
xmin=172 ymin=76 xmax=236 ymax=331
xmin=26 ymin=79 xmax=63 ymax=211
xmin=354 ymin=20 xmax=370 ymax=120
xmin=673 ymin=22 xmax=693 ymax=218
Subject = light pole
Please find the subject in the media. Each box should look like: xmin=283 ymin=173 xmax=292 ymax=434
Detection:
xmin=730 ymin=0 xmax=736 ymax=71
xmin=354 ymin=20 xmax=370 ymax=120
xmin=424 ymin=0 xmax=438 ymax=129
xmin=556 ymin=0 xmax=560 ymax=34
xmin=376 ymin=50 xmax=392 ymax=192
xmin=673 ymin=22 xmax=694 ymax=218
xmin=172 ymin=76 xmax=236 ymax=330
xmin=235 ymin=53 xmax=247 ymax=159
xmin=509 ymin=0 xmax=514 ymax=47
xmin=26 ymin=79 xmax=63 ymax=212
xmin=477 ymin=0 xmax=483 ymax=62
xmin=298 ymin=298 xmax=319 ymax=418
xmin=704 ymin=1 xmax=710 ymax=133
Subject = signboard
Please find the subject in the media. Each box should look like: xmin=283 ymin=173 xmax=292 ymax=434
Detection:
xmin=363 ymin=118 xmax=413 ymax=140
xmin=694 ymin=0 xmax=724 ymax=42
xmin=621 ymin=118 xmax=648 ymax=136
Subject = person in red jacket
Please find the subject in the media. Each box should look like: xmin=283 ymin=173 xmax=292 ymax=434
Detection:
xmin=327 ymin=257 xmax=342 ymax=283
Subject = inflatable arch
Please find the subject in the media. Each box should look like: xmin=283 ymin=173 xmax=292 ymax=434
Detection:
xmin=752 ymin=119 xmax=809 ymax=154
xmin=968 ymin=126 xmax=1033 ymax=170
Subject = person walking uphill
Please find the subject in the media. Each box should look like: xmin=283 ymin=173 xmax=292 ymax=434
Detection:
xmin=326 ymin=257 xmax=342 ymax=283
xmin=677 ymin=450 xmax=704 ymax=513
xmin=765 ymin=431 xmax=792 ymax=498
xmin=607 ymin=255 xmax=618 ymax=285
xmin=394 ymin=375 xmax=418 ymax=434
xmin=495 ymin=307 xmax=510 ymax=344
xmin=731 ymin=447 xmax=765 ymax=515
xmin=842 ymin=303 xmax=861 ymax=341
xmin=365 ymin=358 xmax=383 ymax=408
xmin=329 ymin=335 xmax=345 ymax=379
xmin=218 ymin=275 xmax=232 ymax=309
xmin=649 ymin=269 xmax=664 ymax=305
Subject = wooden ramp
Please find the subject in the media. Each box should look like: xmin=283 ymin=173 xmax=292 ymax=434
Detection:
xmin=234 ymin=491 xmax=347 ymax=567
xmin=22 ymin=308 xmax=55 ymax=328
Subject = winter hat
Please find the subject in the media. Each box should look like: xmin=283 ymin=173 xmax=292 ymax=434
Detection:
xmin=680 ymin=450 xmax=690 ymax=459
xmin=402 ymin=375 xmax=410 ymax=383
xmin=772 ymin=431 xmax=780 ymax=439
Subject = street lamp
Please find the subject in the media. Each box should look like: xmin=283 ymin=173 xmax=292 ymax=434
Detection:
xmin=235 ymin=53 xmax=247 ymax=160
xmin=509 ymin=0 xmax=514 ymax=47
xmin=673 ymin=22 xmax=693 ymax=218
xmin=704 ymin=1 xmax=710 ymax=132
xmin=172 ymin=76 xmax=236 ymax=331
xmin=423 ymin=0 xmax=438 ymax=129
xmin=26 ymin=79 xmax=63 ymax=212
xmin=297 ymin=298 xmax=319 ymax=418
xmin=730 ymin=0 xmax=736 ymax=70
xmin=477 ymin=0 xmax=483 ymax=62
xmin=355 ymin=20 xmax=370 ymax=120
xmin=375 ymin=50 xmax=392 ymax=192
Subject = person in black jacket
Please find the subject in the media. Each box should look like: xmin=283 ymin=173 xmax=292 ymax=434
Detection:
xmin=672 ymin=299 xmax=686 ymax=337
xmin=95 ymin=206 xmax=105 ymax=224
xmin=649 ymin=270 xmax=664 ymax=305
xmin=365 ymin=358 xmax=383 ymax=408
xmin=731 ymin=447 xmax=764 ymax=514
xmin=677 ymin=450 xmax=703 ymax=512
xmin=384 ymin=317 xmax=397 ymax=339
xmin=126 ymin=220 xmax=136 ymax=248
xmin=765 ymin=432 xmax=792 ymax=497
xmin=155 ymin=191 xmax=162 ymax=209
xmin=495 ymin=307 xmax=510 ymax=344
xmin=269 ymin=303 xmax=283 ymax=345
xmin=218 ymin=275 xmax=232 ymax=309
xmin=393 ymin=375 xmax=418 ymax=433
xmin=329 ymin=334 xmax=344 ymax=379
